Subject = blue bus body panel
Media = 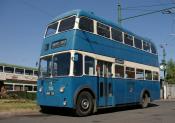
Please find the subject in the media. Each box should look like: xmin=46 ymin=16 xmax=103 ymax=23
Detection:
xmin=37 ymin=76 xmax=160 ymax=108
xmin=41 ymin=30 xmax=158 ymax=67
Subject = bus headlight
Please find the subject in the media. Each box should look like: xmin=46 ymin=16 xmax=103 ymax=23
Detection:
xmin=59 ymin=86 xmax=65 ymax=93
xmin=39 ymin=87 xmax=43 ymax=92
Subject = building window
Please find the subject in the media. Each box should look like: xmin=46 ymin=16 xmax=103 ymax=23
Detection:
xmin=79 ymin=17 xmax=94 ymax=33
xmin=45 ymin=22 xmax=58 ymax=37
xmin=0 ymin=66 xmax=3 ymax=72
xmin=58 ymin=16 xmax=75 ymax=32
xmin=4 ymin=67 xmax=14 ymax=73
xmin=15 ymin=68 xmax=24 ymax=74
xmin=25 ymin=70 xmax=33 ymax=75
xmin=85 ymin=56 xmax=95 ymax=76
xmin=34 ymin=71 xmax=38 ymax=76
xmin=111 ymin=28 xmax=123 ymax=42
xmin=124 ymin=33 xmax=133 ymax=46
xmin=153 ymin=71 xmax=159 ymax=80
xmin=15 ymin=85 xmax=23 ymax=91
xmin=74 ymin=53 xmax=83 ymax=76
xmin=136 ymin=69 xmax=144 ymax=80
xmin=125 ymin=67 xmax=135 ymax=79
xmin=115 ymin=65 xmax=124 ymax=78
xmin=4 ymin=84 xmax=13 ymax=91
xmin=97 ymin=22 xmax=110 ymax=38
xmin=134 ymin=38 xmax=142 ymax=49
xmin=24 ymin=85 xmax=33 ymax=91
xmin=145 ymin=70 xmax=152 ymax=80
xmin=34 ymin=86 xmax=37 ymax=91
xmin=143 ymin=41 xmax=150 ymax=52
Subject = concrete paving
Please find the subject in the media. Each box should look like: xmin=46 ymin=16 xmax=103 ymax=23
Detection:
xmin=0 ymin=100 xmax=175 ymax=123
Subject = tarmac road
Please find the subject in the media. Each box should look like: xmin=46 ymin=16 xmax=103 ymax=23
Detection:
xmin=0 ymin=100 xmax=175 ymax=123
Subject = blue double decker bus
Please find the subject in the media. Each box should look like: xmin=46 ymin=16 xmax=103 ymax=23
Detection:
xmin=37 ymin=10 xmax=160 ymax=116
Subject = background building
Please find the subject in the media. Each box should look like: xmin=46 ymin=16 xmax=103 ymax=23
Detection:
xmin=0 ymin=63 xmax=38 ymax=93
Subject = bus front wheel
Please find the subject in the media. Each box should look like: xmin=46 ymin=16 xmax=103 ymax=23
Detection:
xmin=76 ymin=91 xmax=94 ymax=116
xmin=140 ymin=93 xmax=150 ymax=108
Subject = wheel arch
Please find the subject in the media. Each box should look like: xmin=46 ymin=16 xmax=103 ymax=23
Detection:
xmin=140 ymin=89 xmax=151 ymax=101
xmin=73 ymin=85 xmax=96 ymax=106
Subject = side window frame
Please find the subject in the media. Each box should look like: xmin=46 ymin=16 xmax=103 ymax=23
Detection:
xmin=124 ymin=33 xmax=134 ymax=47
xmin=79 ymin=16 xmax=94 ymax=33
xmin=97 ymin=21 xmax=110 ymax=38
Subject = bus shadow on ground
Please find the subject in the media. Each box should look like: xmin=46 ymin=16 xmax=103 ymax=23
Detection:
xmin=37 ymin=103 xmax=159 ymax=117
xmin=95 ymin=103 xmax=159 ymax=115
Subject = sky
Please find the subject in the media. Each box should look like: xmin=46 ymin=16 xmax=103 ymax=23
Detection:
xmin=0 ymin=0 xmax=175 ymax=68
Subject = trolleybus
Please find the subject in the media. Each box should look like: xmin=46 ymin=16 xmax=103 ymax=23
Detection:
xmin=37 ymin=10 xmax=160 ymax=116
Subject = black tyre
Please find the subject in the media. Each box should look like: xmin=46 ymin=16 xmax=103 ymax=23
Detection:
xmin=140 ymin=93 xmax=150 ymax=108
xmin=40 ymin=105 xmax=50 ymax=113
xmin=76 ymin=91 xmax=94 ymax=116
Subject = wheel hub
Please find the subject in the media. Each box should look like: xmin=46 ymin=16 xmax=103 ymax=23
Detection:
xmin=81 ymin=99 xmax=89 ymax=110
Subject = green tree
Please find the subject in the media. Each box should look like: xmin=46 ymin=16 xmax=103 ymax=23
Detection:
xmin=166 ymin=59 xmax=175 ymax=84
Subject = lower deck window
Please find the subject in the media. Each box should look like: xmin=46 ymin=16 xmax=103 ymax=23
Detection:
xmin=145 ymin=70 xmax=152 ymax=80
xmin=136 ymin=69 xmax=144 ymax=80
xmin=85 ymin=56 xmax=95 ymax=75
xmin=125 ymin=67 xmax=135 ymax=79
xmin=53 ymin=53 xmax=70 ymax=76
xmin=74 ymin=53 xmax=83 ymax=76
xmin=153 ymin=71 xmax=159 ymax=80
xmin=115 ymin=65 xmax=124 ymax=78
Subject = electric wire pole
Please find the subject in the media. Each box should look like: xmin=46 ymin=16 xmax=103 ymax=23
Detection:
xmin=117 ymin=0 xmax=122 ymax=25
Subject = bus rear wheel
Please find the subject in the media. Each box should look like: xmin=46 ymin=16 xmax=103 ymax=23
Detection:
xmin=140 ymin=93 xmax=150 ymax=108
xmin=76 ymin=91 xmax=94 ymax=116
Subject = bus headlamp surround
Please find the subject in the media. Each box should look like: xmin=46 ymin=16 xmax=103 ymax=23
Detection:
xmin=59 ymin=86 xmax=65 ymax=93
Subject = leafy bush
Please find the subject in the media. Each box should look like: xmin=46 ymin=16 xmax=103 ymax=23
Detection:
xmin=7 ymin=91 xmax=36 ymax=100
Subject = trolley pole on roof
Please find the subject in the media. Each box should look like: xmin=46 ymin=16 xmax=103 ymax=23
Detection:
xmin=117 ymin=0 xmax=122 ymax=25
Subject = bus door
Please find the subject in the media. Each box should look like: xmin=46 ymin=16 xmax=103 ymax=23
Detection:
xmin=97 ymin=60 xmax=114 ymax=107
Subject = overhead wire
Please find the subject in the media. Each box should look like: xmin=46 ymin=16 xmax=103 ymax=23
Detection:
xmin=18 ymin=0 xmax=55 ymax=18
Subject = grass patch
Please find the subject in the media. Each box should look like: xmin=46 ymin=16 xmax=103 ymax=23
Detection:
xmin=0 ymin=99 xmax=39 ymax=112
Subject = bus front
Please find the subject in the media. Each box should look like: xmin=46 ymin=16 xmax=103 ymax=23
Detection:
xmin=37 ymin=11 xmax=96 ymax=117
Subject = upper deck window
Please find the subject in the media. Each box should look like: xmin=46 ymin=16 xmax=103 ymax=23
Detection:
xmin=97 ymin=22 xmax=110 ymax=38
xmin=143 ymin=41 xmax=150 ymax=52
xmin=134 ymin=38 xmax=142 ymax=49
xmin=111 ymin=28 xmax=123 ymax=42
xmin=79 ymin=17 xmax=94 ymax=33
xmin=124 ymin=33 xmax=133 ymax=46
xmin=45 ymin=22 xmax=58 ymax=37
xmin=151 ymin=44 xmax=157 ymax=54
xmin=58 ymin=16 xmax=75 ymax=32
